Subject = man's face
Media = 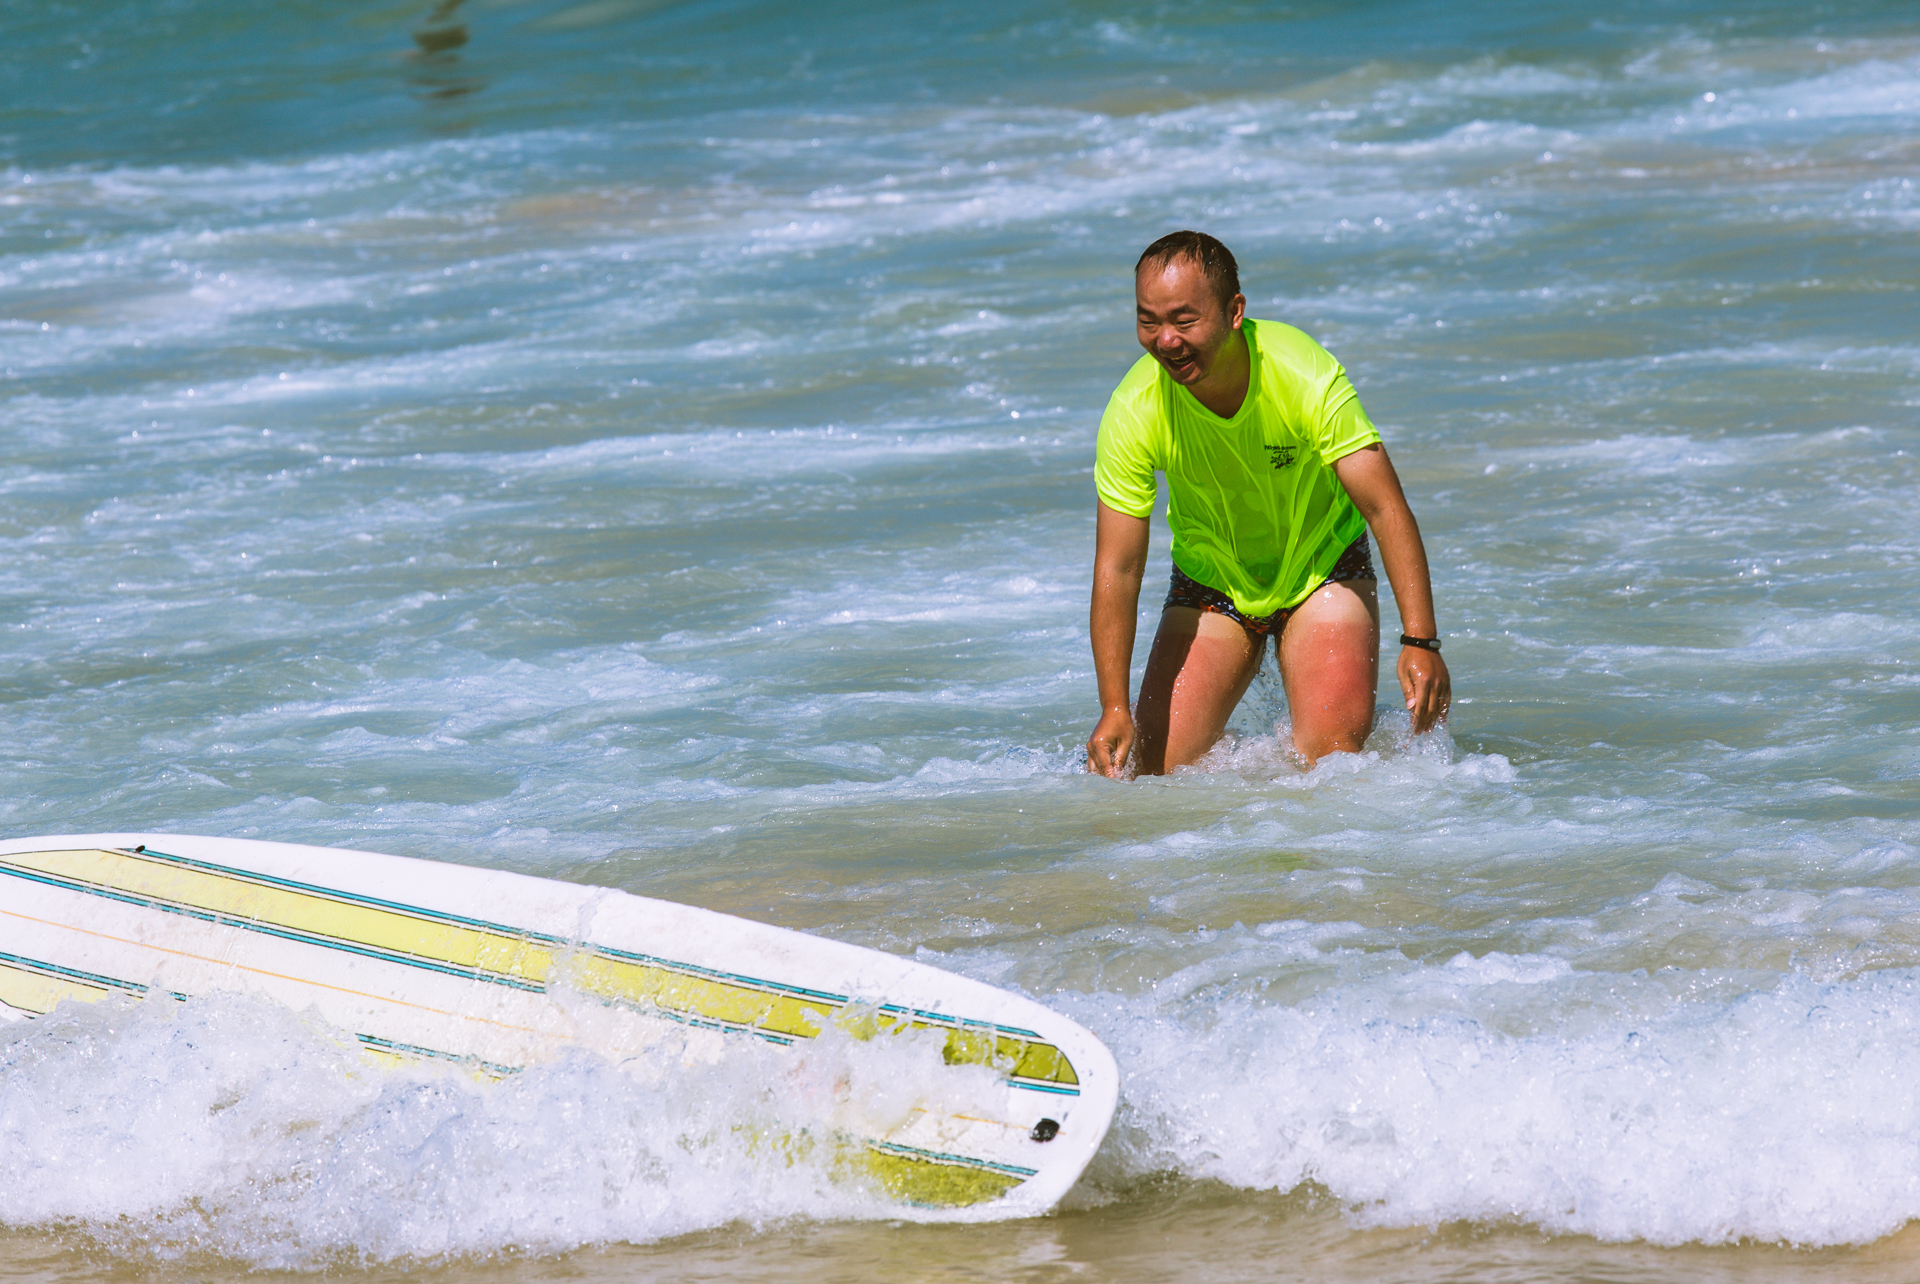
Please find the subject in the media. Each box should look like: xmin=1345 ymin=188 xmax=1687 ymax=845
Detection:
xmin=1135 ymin=257 xmax=1246 ymax=387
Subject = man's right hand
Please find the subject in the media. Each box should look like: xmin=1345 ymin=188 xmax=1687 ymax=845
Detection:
xmin=1086 ymin=706 xmax=1135 ymax=778
xmin=1088 ymin=501 xmax=1150 ymax=779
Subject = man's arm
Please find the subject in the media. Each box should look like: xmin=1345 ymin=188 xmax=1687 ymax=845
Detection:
xmin=1332 ymin=443 xmax=1452 ymax=734
xmin=1087 ymin=501 xmax=1150 ymax=777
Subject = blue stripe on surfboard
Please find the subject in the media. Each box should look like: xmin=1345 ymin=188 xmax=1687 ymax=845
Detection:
xmin=0 ymin=953 xmax=513 ymax=1077
xmin=0 ymin=949 xmax=144 ymax=993
xmin=354 ymin=1033 xmax=522 ymax=1078
xmin=1006 ymin=1078 xmax=1080 ymax=1096
xmin=0 ymin=945 xmax=736 ymax=1073
xmin=127 ymin=845 xmax=580 ymax=944
xmin=0 ymin=950 xmax=190 ymax=1002
xmin=5 ymin=849 xmax=1071 ymax=1087
xmin=0 ymin=863 xmax=547 ymax=993
xmin=640 ymin=1003 xmax=795 ymax=1045
xmin=7 ymin=863 xmax=825 ymax=1045
xmin=116 ymin=847 xmax=1056 ymax=1046
xmin=867 ymin=1140 xmax=1039 ymax=1178
xmin=872 ymin=1006 xmax=1043 ymax=1039
xmin=126 ymin=847 xmax=860 ymax=1003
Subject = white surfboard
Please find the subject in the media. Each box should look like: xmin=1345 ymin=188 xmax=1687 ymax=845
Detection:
xmin=0 ymin=833 xmax=1117 ymax=1217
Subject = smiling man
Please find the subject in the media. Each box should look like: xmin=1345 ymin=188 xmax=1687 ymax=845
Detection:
xmin=1086 ymin=231 xmax=1451 ymax=776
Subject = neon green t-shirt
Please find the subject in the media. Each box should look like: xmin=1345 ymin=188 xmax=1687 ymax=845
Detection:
xmin=1094 ymin=318 xmax=1381 ymax=617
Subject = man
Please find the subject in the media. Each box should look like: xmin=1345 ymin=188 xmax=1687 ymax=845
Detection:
xmin=1086 ymin=231 xmax=1450 ymax=776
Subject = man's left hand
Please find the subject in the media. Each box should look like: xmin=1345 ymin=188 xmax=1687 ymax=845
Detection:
xmin=1398 ymin=646 xmax=1451 ymax=735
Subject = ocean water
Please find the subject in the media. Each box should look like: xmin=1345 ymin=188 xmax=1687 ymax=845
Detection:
xmin=4 ymin=0 xmax=1920 ymax=1278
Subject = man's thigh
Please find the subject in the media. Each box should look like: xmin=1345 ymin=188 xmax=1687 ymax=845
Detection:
xmin=1278 ymin=578 xmax=1380 ymax=760
xmin=1134 ymin=606 xmax=1266 ymax=774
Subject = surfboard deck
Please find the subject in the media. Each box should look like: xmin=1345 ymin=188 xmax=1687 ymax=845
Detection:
xmin=0 ymin=833 xmax=1117 ymax=1218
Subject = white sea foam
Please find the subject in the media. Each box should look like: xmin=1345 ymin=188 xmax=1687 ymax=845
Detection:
xmin=1352 ymin=120 xmax=1583 ymax=159
xmin=47 ymin=938 xmax=1920 ymax=1261
xmin=1723 ymin=54 xmax=1920 ymax=124
xmin=1068 ymin=961 xmax=1920 ymax=1246
xmin=0 ymin=989 xmax=1011 ymax=1266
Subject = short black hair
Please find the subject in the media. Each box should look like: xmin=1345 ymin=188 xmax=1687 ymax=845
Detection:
xmin=1135 ymin=231 xmax=1241 ymax=311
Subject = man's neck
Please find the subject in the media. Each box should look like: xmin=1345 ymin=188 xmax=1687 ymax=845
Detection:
xmin=1189 ymin=327 xmax=1250 ymax=420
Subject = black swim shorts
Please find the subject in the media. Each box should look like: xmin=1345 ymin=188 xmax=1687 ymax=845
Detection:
xmin=1162 ymin=533 xmax=1376 ymax=636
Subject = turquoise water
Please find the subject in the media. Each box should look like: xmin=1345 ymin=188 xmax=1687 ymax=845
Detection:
xmin=4 ymin=0 xmax=1920 ymax=1276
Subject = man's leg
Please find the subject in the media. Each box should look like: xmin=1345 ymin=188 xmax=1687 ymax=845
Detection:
xmin=1277 ymin=578 xmax=1380 ymax=765
xmin=1132 ymin=606 xmax=1266 ymax=775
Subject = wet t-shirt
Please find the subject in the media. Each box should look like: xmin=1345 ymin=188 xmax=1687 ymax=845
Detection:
xmin=1094 ymin=319 xmax=1381 ymax=616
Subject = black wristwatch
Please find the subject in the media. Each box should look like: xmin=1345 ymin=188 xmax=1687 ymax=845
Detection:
xmin=1399 ymin=634 xmax=1442 ymax=652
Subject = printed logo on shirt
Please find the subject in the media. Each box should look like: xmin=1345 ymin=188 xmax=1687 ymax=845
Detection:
xmin=1265 ymin=444 xmax=1298 ymax=470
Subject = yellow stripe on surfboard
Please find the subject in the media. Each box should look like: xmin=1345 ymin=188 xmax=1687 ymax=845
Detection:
xmin=0 ymin=957 xmax=113 ymax=1016
xmin=0 ymin=847 xmax=1079 ymax=1087
xmin=5 ymin=846 xmax=553 ymax=983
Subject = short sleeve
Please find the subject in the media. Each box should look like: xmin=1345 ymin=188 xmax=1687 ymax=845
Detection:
xmin=1311 ymin=368 xmax=1383 ymax=465
xmin=1094 ymin=380 xmax=1161 ymax=518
